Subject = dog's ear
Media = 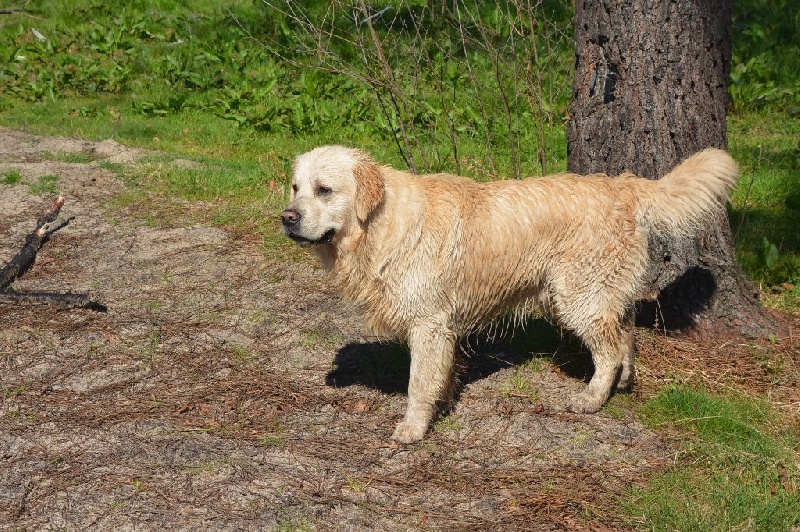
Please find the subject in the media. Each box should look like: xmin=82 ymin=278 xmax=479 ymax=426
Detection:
xmin=353 ymin=159 xmax=385 ymax=223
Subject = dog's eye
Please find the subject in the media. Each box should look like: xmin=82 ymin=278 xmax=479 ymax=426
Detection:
xmin=316 ymin=185 xmax=333 ymax=196
xmin=291 ymin=183 xmax=298 ymax=193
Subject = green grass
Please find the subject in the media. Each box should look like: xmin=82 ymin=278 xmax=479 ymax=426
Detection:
xmin=500 ymin=370 xmax=540 ymax=402
xmin=729 ymin=112 xmax=800 ymax=311
xmin=623 ymin=386 xmax=800 ymax=530
xmin=0 ymin=0 xmax=572 ymax=177
xmin=42 ymin=150 xmax=95 ymax=164
xmin=730 ymin=0 xmax=799 ymax=113
xmin=2 ymin=169 xmax=22 ymax=185
xmin=0 ymin=3 xmax=798 ymax=527
xmin=28 ymin=174 xmax=60 ymax=196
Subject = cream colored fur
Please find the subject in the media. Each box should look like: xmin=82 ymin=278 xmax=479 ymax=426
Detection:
xmin=282 ymin=146 xmax=739 ymax=443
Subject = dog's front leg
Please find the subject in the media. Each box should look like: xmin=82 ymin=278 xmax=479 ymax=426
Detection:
xmin=392 ymin=322 xmax=456 ymax=444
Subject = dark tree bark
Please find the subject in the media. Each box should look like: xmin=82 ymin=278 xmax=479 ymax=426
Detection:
xmin=567 ymin=0 xmax=770 ymax=335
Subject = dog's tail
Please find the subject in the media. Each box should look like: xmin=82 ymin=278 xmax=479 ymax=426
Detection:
xmin=638 ymin=148 xmax=739 ymax=237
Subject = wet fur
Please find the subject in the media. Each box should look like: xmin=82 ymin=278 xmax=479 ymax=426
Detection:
xmin=283 ymin=146 xmax=739 ymax=443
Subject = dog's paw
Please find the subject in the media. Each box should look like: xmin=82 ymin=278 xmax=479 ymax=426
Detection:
xmin=391 ymin=420 xmax=427 ymax=444
xmin=616 ymin=367 xmax=635 ymax=391
xmin=566 ymin=392 xmax=603 ymax=414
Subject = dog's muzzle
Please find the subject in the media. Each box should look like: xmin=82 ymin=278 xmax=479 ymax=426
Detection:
xmin=281 ymin=208 xmax=335 ymax=245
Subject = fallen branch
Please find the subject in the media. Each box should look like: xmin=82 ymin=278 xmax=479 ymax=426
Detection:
xmin=1 ymin=196 xmax=66 ymax=289
xmin=0 ymin=196 xmax=107 ymax=312
xmin=0 ymin=289 xmax=107 ymax=312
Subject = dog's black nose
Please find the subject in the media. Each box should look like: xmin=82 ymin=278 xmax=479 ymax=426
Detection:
xmin=281 ymin=208 xmax=301 ymax=226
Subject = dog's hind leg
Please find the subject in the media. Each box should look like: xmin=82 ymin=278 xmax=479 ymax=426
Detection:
xmin=616 ymin=310 xmax=636 ymax=391
xmin=567 ymin=314 xmax=626 ymax=414
xmin=392 ymin=320 xmax=456 ymax=444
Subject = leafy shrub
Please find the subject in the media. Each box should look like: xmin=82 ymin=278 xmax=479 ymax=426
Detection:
xmin=0 ymin=1 xmax=573 ymax=177
xmin=730 ymin=0 xmax=800 ymax=111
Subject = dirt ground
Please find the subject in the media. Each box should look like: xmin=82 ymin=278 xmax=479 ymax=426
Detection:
xmin=1 ymin=127 xmax=797 ymax=530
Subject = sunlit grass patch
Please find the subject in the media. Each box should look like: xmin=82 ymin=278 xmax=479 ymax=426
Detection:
xmin=1 ymin=169 xmax=22 ymax=185
xmin=41 ymin=150 xmax=95 ymax=164
xmin=28 ymin=174 xmax=60 ymax=196
xmin=623 ymin=385 xmax=800 ymax=530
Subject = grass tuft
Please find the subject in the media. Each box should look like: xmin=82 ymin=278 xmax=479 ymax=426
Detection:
xmin=2 ymin=169 xmax=22 ymax=185
xmin=28 ymin=174 xmax=60 ymax=196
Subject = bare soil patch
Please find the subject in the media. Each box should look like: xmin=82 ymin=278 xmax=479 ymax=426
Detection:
xmin=1 ymin=127 xmax=796 ymax=530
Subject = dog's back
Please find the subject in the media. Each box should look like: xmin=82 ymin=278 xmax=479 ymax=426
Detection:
xmin=361 ymin=150 xmax=739 ymax=337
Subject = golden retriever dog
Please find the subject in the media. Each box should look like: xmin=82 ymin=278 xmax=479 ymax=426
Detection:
xmin=281 ymin=146 xmax=739 ymax=443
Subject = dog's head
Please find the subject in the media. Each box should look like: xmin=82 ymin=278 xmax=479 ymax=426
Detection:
xmin=281 ymin=146 xmax=384 ymax=247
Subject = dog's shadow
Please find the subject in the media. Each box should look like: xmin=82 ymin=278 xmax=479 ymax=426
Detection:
xmin=325 ymin=319 xmax=594 ymax=394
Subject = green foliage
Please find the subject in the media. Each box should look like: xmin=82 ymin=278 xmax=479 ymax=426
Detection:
xmin=0 ymin=3 xmax=363 ymax=133
xmin=728 ymin=111 xmax=800 ymax=304
xmin=728 ymin=112 xmax=800 ymax=305
xmin=271 ymin=0 xmax=573 ymax=175
xmin=730 ymin=0 xmax=800 ymax=112
xmin=755 ymin=237 xmax=800 ymax=287
xmin=0 ymin=1 xmax=572 ymax=177
xmin=625 ymin=386 xmax=800 ymax=530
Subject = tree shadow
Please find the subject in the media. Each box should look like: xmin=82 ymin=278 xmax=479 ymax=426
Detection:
xmin=635 ymin=266 xmax=717 ymax=331
xmin=325 ymin=318 xmax=592 ymax=394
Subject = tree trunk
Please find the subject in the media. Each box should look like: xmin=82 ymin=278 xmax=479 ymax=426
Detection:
xmin=567 ymin=0 xmax=771 ymax=336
